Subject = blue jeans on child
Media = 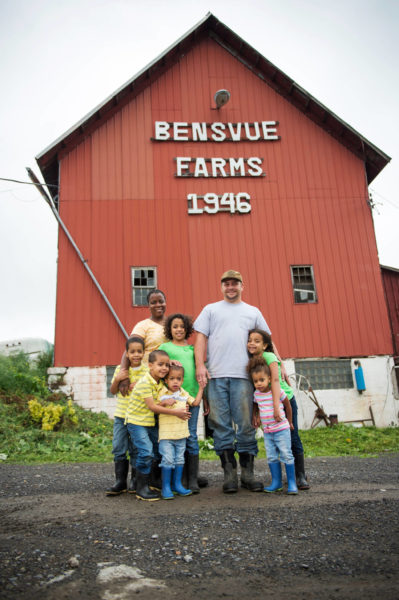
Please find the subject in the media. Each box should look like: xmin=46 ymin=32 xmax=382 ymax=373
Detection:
xmin=112 ymin=417 xmax=137 ymax=465
xmin=186 ymin=405 xmax=200 ymax=455
xmin=159 ymin=438 xmax=186 ymax=468
xmin=207 ymin=377 xmax=258 ymax=456
xmin=127 ymin=424 xmax=159 ymax=474
xmin=264 ymin=428 xmax=295 ymax=465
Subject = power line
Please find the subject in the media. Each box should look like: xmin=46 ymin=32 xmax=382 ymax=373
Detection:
xmin=370 ymin=188 xmax=399 ymax=210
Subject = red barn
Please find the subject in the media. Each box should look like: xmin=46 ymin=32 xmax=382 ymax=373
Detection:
xmin=38 ymin=14 xmax=398 ymax=427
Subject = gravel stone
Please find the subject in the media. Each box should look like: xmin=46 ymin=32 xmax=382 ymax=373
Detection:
xmin=0 ymin=454 xmax=398 ymax=599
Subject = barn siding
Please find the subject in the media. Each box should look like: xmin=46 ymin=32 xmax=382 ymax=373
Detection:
xmin=54 ymin=36 xmax=392 ymax=367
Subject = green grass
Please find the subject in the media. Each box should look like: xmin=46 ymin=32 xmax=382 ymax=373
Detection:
xmin=255 ymin=424 xmax=399 ymax=459
xmin=0 ymin=352 xmax=398 ymax=464
xmin=199 ymin=425 xmax=399 ymax=460
xmin=1 ymin=394 xmax=398 ymax=463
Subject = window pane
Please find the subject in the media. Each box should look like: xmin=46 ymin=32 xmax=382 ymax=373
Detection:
xmin=106 ymin=365 xmax=117 ymax=397
xmin=291 ymin=265 xmax=317 ymax=304
xmin=294 ymin=359 xmax=353 ymax=390
xmin=131 ymin=267 xmax=157 ymax=306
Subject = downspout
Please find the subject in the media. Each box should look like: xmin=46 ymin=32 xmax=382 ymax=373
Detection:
xmin=26 ymin=167 xmax=128 ymax=339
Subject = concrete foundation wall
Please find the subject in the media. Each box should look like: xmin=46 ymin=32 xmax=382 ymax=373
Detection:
xmin=47 ymin=365 xmax=206 ymax=439
xmin=285 ymin=356 xmax=399 ymax=429
xmin=48 ymin=356 xmax=399 ymax=433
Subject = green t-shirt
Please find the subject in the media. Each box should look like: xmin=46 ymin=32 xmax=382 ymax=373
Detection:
xmin=158 ymin=341 xmax=199 ymax=397
xmin=263 ymin=351 xmax=294 ymax=400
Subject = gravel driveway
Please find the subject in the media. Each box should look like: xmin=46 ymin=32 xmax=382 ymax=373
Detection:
xmin=1 ymin=454 xmax=398 ymax=599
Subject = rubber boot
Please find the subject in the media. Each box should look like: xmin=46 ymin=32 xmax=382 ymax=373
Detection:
xmin=149 ymin=459 xmax=162 ymax=491
xmin=172 ymin=465 xmax=192 ymax=496
xmin=135 ymin=470 xmax=161 ymax=501
xmin=128 ymin=465 xmax=136 ymax=494
xmin=220 ymin=449 xmax=238 ymax=493
xmin=184 ymin=451 xmax=208 ymax=489
xmin=294 ymin=453 xmax=310 ymax=490
xmin=239 ymin=452 xmax=263 ymax=492
xmin=285 ymin=463 xmax=299 ymax=495
xmin=105 ymin=459 xmax=129 ymax=496
xmin=186 ymin=454 xmax=200 ymax=494
xmin=161 ymin=467 xmax=175 ymax=500
xmin=181 ymin=457 xmax=189 ymax=488
xmin=264 ymin=462 xmax=283 ymax=493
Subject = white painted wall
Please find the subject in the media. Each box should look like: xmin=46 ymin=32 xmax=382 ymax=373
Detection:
xmin=47 ymin=365 xmax=206 ymax=438
xmin=286 ymin=356 xmax=399 ymax=429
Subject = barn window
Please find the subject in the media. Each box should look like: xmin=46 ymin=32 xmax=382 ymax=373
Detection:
xmin=294 ymin=359 xmax=354 ymax=390
xmin=106 ymin=365 xmax=117 ymax=397
xmin=290 ymin=265 xmax=317 ymax=303
xmin=131 ymin=267 xmax=157 ymax=306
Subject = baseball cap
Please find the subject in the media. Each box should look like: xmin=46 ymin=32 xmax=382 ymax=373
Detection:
xmin=221 ymin=270 xmax=243 ymax=283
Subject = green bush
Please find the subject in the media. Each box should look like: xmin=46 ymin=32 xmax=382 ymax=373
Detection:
xmin=0 ymin=351 xmax=51 ymax=398
xmin=0 ymin=393 xmax=113 ymax=463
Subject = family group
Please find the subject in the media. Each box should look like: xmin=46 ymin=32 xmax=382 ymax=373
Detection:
xmin=106 ymin=270 xmax=310 ymax=501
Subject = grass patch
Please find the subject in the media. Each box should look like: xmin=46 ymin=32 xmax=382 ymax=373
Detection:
xmin=200 ymin=424 xmax=399 ymax=460
xmin=297 ymin=423 xmax=399 ymax=457
xmin=254 ymin=424 xmax=399 ymax=459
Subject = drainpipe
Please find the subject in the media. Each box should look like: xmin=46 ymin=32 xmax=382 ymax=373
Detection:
xmin=26 ymin=167 xmax=128 ymax=339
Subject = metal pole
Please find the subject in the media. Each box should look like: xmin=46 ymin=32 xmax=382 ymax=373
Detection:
xmin=26 ymin=167 xmax=129 ymax=339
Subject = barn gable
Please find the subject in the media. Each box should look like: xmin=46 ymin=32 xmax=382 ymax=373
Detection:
xmin=37 ymin=12 xmax=390 ymax=200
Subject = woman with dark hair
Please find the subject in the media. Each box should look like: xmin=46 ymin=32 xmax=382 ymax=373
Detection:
xmin=119 ymin=289 xmax=167 ymax=376
xmin=130 ymin=289 xmax=167 ymax=365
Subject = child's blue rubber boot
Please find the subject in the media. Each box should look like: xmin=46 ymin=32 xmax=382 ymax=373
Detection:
xmin=172 ymin=465 xmax=192 ymax=496
xmin=161 ymin=467 xmax=174 ymax=500
xmin=285 ymin=463 xmax=298 ymax=495
xmin=264 ymin=462 xmax=283 ymax=492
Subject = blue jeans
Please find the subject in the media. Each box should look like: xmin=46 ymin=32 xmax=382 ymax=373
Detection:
xmin=264 ymin=428 xmax=295 ymax=465
xmin=289 ymin=396 xmax=304 ymax=456
xmin=159 ymin=438 xmax=187 ymax=467
xmin=186 ymin=404 xmax=200 ymax=455
xmin=112 ymin=417 xmax=137 ymax=465
xmin=127 ymin=424 xmax=159 ymax=474
xmin=207 ymin=378 xmax=258 ymax=456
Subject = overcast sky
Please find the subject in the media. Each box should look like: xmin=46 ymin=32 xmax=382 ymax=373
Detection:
xmin=1 ymin=0 xmax=398 ymax=344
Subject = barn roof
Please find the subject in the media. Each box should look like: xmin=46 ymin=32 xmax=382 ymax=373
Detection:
xmin=36 ymin=12 xmax=390 ymax=199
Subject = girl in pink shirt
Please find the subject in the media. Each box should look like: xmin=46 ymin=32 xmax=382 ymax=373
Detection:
xmin=249 ymin=358 xmax=298 ymax=495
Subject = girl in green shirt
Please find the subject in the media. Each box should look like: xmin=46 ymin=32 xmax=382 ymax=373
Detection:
xmin=247 ymin=329 xmax=310 ymax=490
xmin=160 ymin=313 xmax=209 ymax=493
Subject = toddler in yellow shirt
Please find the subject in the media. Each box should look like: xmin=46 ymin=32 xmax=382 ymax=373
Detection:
xmin=158 ymin=365 xmax=203 ymax=499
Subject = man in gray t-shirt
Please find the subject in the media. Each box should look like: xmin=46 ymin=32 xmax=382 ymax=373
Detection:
xmin=194 ymin=270 xmax=271 ymax=494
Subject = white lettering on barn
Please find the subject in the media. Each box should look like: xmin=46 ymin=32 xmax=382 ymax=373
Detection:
xmin=152 ymin=120 xmax=281 ymax=215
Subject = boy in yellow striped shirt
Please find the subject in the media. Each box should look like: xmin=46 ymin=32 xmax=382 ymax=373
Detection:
xmin=126 ymin=350 xmax=190 ymax=501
